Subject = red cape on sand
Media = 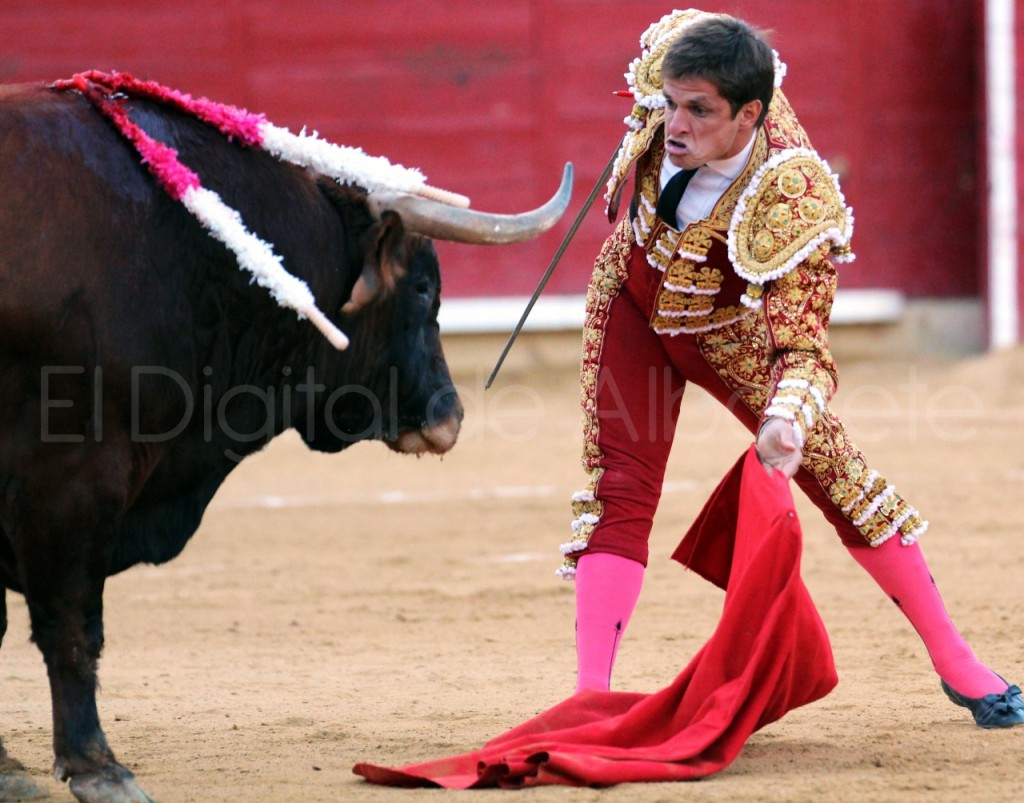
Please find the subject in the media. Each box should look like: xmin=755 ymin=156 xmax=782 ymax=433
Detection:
xmin=353 ymin=446 xmax=837 ymax=788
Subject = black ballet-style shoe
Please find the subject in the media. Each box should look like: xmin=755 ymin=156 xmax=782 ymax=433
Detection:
xmin=941 ymin=679 xmax=1024 ymax=728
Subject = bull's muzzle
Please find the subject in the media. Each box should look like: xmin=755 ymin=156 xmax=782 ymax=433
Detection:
xmin=388 ymin=413 xmax=461 ymax=456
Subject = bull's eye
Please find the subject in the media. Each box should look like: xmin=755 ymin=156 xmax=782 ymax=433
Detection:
xmin=415 ymin=278 xmax=432 ymax=300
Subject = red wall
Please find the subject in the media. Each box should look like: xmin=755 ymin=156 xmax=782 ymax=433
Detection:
xmin=1 ymin=0 xmax=981 ymax=300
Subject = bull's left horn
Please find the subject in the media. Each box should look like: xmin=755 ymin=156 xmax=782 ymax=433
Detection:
xmin=370 ymin=163 xmax=573 ymax=245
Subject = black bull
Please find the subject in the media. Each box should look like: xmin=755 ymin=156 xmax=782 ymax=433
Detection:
xmin=0 ymin=82 xmax=571 ymax=802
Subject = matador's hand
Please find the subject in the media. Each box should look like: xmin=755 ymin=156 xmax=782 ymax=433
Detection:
xmin=756 ymin=418 xmax=804 ymax=478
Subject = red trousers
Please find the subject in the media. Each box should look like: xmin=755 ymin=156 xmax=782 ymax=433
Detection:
xmin=583 ymin=246 xmax=866 ymax=566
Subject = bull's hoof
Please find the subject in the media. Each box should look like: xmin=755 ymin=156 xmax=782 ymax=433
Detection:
xmin=67 ymin=769 xmax=153 ymax=803
xmin=0 ymin=770 xmax=50 ymax=801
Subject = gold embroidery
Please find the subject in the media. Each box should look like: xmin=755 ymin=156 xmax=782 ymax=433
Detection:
xmin=559 ymin=468 xmax=605 ymax=578
xmin=562 ymin=217 xmax=633 ymax=576
xmin=767 ymin=202 xmax=792 ymax=229
xmin=764 ymin=90 xmax=814 ymax=150
xmin=628 ymin=9 xmax=712 ymax=98
xmin=743 ymin=283 xmax=764 ymax=304
xmin=733 ymin=153 xmax=852 ymax=281
xmin=681 ymin=225 xmax=714 ymax=253
xmin=608 ymin=110 xmax=665 ymax=215
xmin=798 ymin=196 xmax=826 ymax=224
xmin=752 ymin=230 xmax=776 ymax=261
xmin=778 ymin=169 xmax=807 ymax=198
xmin=651 ymin=305 xmax=751 ymax=334
xmin=666 ymin=261 xmax=723 ymax=291
xmin=656 ymin=290 xmax=715 ymax=315
xmin=825 ymin=457 xmax=927 ymax=545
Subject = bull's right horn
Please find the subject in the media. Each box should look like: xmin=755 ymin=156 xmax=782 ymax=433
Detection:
xmin=369 ymin=163 xmax=573 ymax=245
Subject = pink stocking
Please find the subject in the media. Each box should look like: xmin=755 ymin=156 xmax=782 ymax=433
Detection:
xmin=847 ymin=537 xmax=1004 ymax=697
xmin=574 ymin=552 xmax=645 ymax=692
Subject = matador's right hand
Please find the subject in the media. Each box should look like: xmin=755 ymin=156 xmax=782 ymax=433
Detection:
xmin=755 ymin=418 xmax=804 ymax=479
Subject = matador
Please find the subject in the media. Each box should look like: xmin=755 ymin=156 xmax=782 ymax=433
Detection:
xmin=561 ymin=9 xmax=1023 ymax=729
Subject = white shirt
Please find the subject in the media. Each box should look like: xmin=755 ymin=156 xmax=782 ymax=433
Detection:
xmin=659 ymin=133 xmax=757 ymax=228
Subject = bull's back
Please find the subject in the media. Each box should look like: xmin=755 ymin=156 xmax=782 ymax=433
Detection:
xmin=0 ymin=85 xmax=179 ymax=355
xmin=0 ymin=85 xmax=202 ymax=465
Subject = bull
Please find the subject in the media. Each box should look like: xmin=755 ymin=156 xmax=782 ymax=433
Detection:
xmin=0 ymin=79 xmax=572 ymax=802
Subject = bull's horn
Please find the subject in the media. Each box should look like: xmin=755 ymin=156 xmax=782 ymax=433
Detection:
xmin=370 ymin=163 xmax=573 ymax=245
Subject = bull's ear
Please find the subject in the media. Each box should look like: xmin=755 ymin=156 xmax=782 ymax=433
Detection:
xmin=372 ymin=211 xmax=408 ymax=291
xmin=341 ymin=211 xmax=407 ymax=315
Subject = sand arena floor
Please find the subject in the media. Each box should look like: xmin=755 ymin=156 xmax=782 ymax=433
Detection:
xmin=2 ymin=332 xmax=1022 ymax=802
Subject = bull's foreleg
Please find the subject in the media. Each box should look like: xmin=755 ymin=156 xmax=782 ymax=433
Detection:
xmin=11 ymin=440 xmax=155 ymax=802
xmin=0 ymin=589 xmax=49 ymax=801
xmin=24 ymin=567 xmax=153 ymax=803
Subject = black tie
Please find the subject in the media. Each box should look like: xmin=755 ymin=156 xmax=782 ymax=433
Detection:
xmin=656 ymin=167 xmax=698 ymax=228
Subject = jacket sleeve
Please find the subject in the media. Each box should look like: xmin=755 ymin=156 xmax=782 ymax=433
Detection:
xmin=758 ymin=245 xmax=839 ymax=443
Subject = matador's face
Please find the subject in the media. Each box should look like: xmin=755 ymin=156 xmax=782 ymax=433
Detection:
xmin=661 ymin=76 xmax=761 ymax=170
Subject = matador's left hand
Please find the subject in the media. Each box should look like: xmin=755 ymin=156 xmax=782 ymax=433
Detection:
xmin=756 ymin=418 xmax=804 ymax=479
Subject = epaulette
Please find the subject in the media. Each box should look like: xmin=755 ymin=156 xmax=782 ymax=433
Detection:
xmin=727 ymin=148 xmax=855 ymax=308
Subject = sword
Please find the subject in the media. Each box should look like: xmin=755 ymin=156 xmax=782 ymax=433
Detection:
xmin=485 ymin=140 xmax=623 ymax=389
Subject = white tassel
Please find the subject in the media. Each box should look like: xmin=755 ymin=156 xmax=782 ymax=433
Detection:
xmin=260 ymin=122 xmax=426 ymax=195
xmin=181 ymin=186 xmax=349 ymax=349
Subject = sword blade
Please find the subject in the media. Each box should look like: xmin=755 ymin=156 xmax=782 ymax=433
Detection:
xmin=485 ymin=141 xmax=623 ymax=389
